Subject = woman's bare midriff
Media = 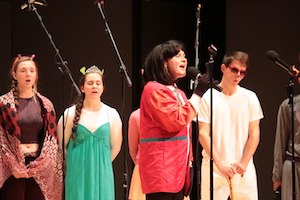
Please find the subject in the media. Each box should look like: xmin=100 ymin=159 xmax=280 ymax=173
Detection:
xmin=20 ymin=143 xmax=39 ymax=154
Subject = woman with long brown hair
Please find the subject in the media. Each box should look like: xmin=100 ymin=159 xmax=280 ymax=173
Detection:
xmin=58 ymin=65 xmax=122 ymax=200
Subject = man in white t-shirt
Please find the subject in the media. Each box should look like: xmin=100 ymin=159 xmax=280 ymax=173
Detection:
xmin=198 ymin=51 xmax=264 ymax=200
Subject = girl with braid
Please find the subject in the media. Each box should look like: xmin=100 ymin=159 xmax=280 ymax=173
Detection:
xmin=0 ymin=54 xmax=63 ymax=200
xmin=57 ymin=65 xmax=122 ymax=200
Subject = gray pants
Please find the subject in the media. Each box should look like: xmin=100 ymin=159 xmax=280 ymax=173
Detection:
xmin=281 ymin=160 xmax=300 ymax=200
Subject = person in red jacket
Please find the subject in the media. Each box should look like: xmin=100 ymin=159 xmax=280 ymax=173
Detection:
xmin=139 ymin=40 xmax=213 ymax=200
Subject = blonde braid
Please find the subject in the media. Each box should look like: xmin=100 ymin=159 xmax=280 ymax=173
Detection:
xmin=72 ymin=94 xmax=84 ymax=140
xmin=11 ymin=79 xmax=19 ymax=106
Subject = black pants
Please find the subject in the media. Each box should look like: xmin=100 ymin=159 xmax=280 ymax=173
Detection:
xmin=146 ymin=188 xmax=184 ymax=200
xmin=0 ymin=157 xmax=44 ymax=200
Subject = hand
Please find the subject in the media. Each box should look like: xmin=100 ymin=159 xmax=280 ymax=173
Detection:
xmin=13 ymin=172 xmax=29 ymax=179
xmin=216 ymin=162 xmax=236 ymax=183
xmin=273 ymin=181 xmax=281 ymax=191
xmin=193 ymin=74 xmax=219 ymax=97
xmin=232 ymin=162 xmax=247 ymax=175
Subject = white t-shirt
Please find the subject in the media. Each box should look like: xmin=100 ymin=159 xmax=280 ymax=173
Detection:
xmin=198 ymin=85 xmax=264 ymax=163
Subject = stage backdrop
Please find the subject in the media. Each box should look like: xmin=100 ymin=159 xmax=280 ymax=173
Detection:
xmin=1 ymin=0 xmax=300 ymax=200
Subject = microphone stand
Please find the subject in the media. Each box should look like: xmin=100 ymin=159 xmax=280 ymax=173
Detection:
xmin=21 ymin=1 xmax=81 ymax=198
xmin=94 ymin=1 xmax=132 ymax=199
xmin=189 ymin=4 xmax=201 ymax=91
xmin=286 ymin=77 xmax=296 ymax=200
xmin=205 ymin=44 xmax=218 ymax=200
xmin=193 ymin=4 xmax=202 ymax=200
xmin=95 ymin=0 xmax=132 ymax=87
xmin=195 ymin=4 xmax=201 ymax=71
xmin=21 ymin=1 xmax=80 ymax=95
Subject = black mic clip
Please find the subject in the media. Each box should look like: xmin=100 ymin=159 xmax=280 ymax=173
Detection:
xmin=206 ymin=44 xmax=218 ymax=75
xmin=94 ymin=0 xmax=104 ymax=5
xmin=204 ymin=44 xmax=222 ymax=92
xmin=208 ymin=44 xmax=218 ymax=61
xmin=21 ymin=0 xmax=47 ymax=11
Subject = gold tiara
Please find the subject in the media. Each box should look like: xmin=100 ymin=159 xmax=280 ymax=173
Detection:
xmin=80 ymin=65 xmax=104 ymax=75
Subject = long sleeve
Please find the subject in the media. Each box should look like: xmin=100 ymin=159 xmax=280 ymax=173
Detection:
xmin=139 ymin=82 xmax=194 ymax=194
xmin=272 ymin=99 xmax=290 ymax=183
xmin=273 ymin=96 xmax=300 ymax=183
xmin=148 ymin=87 xmax=196 ymax=133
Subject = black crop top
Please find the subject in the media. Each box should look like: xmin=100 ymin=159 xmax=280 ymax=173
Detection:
xmin=18 ymin=96 xmax=44 ymax=144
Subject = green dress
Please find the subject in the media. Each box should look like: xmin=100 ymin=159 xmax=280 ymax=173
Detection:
xmin=65 ymin=123 xmax=114 ymax=200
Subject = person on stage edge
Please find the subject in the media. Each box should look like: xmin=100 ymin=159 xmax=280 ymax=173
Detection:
xmin=57 ymin=65 xmax=122 ymax=200
xmin=198 ymin=51 xmax=264 ymax=200
xmin=0 ymin=54 xmax=63 ymax=200
xmin=272 ymin=77 xmax=300 ymax=200
xmin=139 ymin=40 xmax=214 ymax=200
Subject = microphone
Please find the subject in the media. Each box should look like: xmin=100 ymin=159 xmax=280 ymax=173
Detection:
xmin=187 ymin=67 xmax=223 ymax=92
xmin=266 ymin=50 xmax=300 ymax=77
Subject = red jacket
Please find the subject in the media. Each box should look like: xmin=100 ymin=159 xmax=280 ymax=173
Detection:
xmin=139 ymin=81 xmax=195 ymax=194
